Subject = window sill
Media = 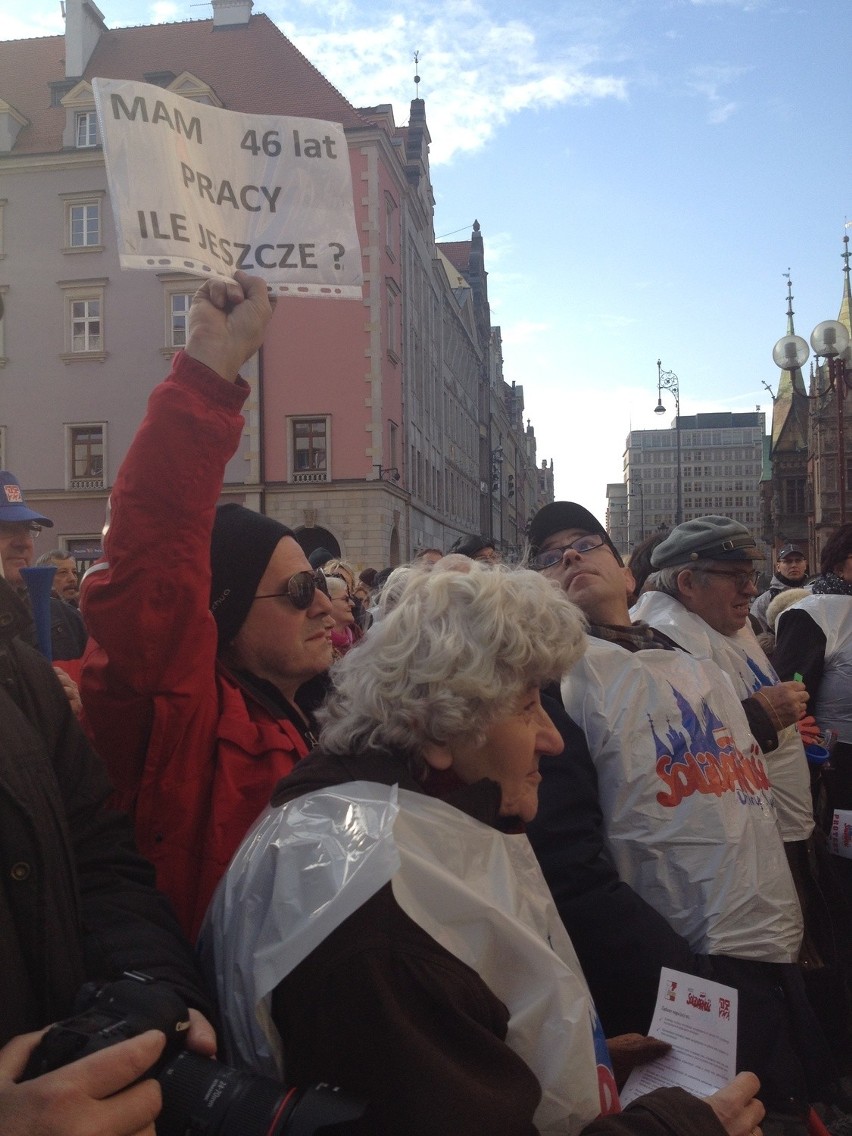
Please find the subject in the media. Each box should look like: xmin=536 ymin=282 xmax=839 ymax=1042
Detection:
xmin=63 ymin=244 xmax=105 ymax=255
xmin=61 ymin=351 xmax=108 ymax=364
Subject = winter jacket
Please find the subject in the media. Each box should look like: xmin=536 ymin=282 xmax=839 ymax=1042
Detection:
xmin=0 ymin=578 xmax=210 ymax=1046
xmin=209 ymin=746 xmax=727 ymax=1136
xmin=751 ymin=574 xmax=811 ymax=633
xmin=81 ymin=353 xmax=310 ymax=940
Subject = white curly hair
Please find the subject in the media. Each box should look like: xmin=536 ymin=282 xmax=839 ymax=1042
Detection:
xmin=316 ymin=556 xmax=587 ymax=765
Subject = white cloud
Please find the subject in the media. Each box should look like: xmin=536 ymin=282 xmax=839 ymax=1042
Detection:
xmin=150 ymin=2 xmax=179 ymax=21
xmin=686 ymin=63 xmax=750 ymax=124
xmin=274 ymin=1 xmax=627 ymax=163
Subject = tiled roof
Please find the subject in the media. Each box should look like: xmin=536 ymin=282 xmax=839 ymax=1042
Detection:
xmin=437 ymin=240 xmax=471 ymax=274
xmin=0 ymin=13 xmax=371 ymax=156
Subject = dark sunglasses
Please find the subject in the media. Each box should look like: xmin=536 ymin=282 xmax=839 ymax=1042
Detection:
xmin=253 ymin=569 xmax=330 ymax=610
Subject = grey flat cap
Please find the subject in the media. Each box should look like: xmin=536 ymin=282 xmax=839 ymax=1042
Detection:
xmin=651 ymin=515 xmax=763 ymax=568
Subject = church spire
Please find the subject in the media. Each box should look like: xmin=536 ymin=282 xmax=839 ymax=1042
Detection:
xmin=771 ymin=270 xmax=807 ymax=451
xmin=839 ymin=232 xmax=851 ymax=336
xmin=783 ymin=270 xmax=795 ymax=336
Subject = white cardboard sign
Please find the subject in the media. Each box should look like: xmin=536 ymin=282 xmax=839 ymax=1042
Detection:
xmin=92 ymin=78 xmax=362 ymax=298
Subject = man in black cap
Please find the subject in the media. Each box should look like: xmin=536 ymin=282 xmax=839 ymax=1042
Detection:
xmin=0 ymin=471 xmax=87 ymax=661
xmin=81 ymin=273 xmax=335 ymax=940
xmin=751 ymin=545 xmax=811 ymax=634
xmin=524 ymin=501 xmax=835 ymax=1128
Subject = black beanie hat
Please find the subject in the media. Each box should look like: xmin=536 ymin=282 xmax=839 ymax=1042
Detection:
xmin=209 ymin=504 xmax=295 ymax=649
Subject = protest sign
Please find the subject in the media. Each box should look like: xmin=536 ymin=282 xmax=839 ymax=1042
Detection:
xmin=92 ymin=78 xmax=362 ymax=298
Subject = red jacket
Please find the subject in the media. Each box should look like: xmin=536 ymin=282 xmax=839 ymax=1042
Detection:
xmin=81 ymin=353 xmax=309 ymax=940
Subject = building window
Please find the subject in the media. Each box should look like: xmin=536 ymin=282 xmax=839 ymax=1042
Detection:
xmin=0 ymin=285 xmax=6 ymax=366
xmin=784 ymin=478 xmax=806 ymax=514
xmin=0 ymin=198 xmax=5 ymax=259
xmin=159 ymin=277 xmax=198 ymax=354
xmin=71 ymin=203 xmax=99 ymax=246
xmin=68 ymin=424 xmax=105 ymax=489
xmin=290 ymin=416 xmax=329 ymax=483
xmin=76 ymin=110 xmax=98 ymax=148
xmin=60 ymin=279 xmax=107 ymax=362
xmin=61 ymin=192 xmax=107 ymax=253
xmin=385 ymin=193 xmax=397 ymax=258
xmin=169 ymin=292 xmax=192 ymax=348
xmin=386 ymin=279 xmax=400 ymax=362
xmin=71 ymin=298 xmax=101 ymax=352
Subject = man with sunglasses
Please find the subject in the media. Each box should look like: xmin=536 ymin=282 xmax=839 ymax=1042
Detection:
xmin=524 ymin=502 xmax=837 ymax=1131
xmin=81 ymin=273 xmax=335 ymax=940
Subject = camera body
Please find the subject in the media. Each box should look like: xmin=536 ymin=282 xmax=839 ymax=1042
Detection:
xmin=23 ymin=972 xmax=362 ymax=1136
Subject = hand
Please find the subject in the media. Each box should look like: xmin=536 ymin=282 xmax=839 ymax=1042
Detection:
xmin=606 ymin=1033 xmax=671 ymax=1089
xmin=704 ymin=1072 xmax=765 ymax=1136
xmin=185 ymin=270 xmax=272 ymax=384
xmin=796 ymin=715 xmax=821 ymax=746
xmin=186 ymin=1009 xmax=217 ymax=1058
xmin=756 ymin=681 xmax=808 ymax=730
xmin=0 ymin=1028 xmax=165 ymax=1136
xmin=53 ymin=666 xmax=82 ymax=718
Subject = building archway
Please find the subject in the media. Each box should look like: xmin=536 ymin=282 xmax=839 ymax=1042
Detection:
xmin=294 ymin=525 xmax=340 ymax=560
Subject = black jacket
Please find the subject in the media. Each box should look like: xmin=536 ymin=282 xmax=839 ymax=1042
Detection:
xmin=0 ymin=579 xmax=211 ymax=1045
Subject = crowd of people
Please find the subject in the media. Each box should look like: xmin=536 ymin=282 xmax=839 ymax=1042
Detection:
xmin=2 ymin=271 xmax=851 ymax=1136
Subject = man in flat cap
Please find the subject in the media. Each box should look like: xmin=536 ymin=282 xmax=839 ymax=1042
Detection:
xmin=525 ymin=501 xmax=836 ymax=1128
xmin=751 ymin=544 xmax=811 ymax=634
xmin=634 ymin=517 xmax=852 ymax=1059
xmin=633 ymin=516 xmax=813 ymax=847
xmin=81 ymin=274 xmax=334 ymax=940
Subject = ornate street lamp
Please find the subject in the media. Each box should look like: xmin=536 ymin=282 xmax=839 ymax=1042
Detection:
xmin=772 ymin=319 xmax=851 ymax=524
xmin=654 ymin=359 xmax=683 ymax=525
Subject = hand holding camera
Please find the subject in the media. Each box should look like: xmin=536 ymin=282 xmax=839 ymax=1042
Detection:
xmin=19 ymin=973 xmax=363 ymax=1136
xmin=0 ymin=1026 xmax=165 ymax=1136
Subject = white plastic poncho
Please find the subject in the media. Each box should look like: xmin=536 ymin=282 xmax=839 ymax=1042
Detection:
xmin=562 ymin=638 xmax=802 ymax=962
xmin=632 ymin=590 xmax=813 ymax=841
xmin=201 ymin=782 xmax=614 ymax=1136
xmin=777 ymin=594 xmax=852 ymax=744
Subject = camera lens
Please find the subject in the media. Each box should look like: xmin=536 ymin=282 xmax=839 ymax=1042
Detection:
xmin=157 ymin=1052 xmax=296 ymax=1136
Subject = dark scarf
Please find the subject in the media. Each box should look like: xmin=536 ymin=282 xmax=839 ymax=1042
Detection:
xmin=587 ymin=620 xmax=679 ymax=653
xmin=810 ymin=572 xmax=852 ymax=596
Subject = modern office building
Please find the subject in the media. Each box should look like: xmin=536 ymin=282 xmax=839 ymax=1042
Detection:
xmin=620 ymin=411 xmax=767 ymax=556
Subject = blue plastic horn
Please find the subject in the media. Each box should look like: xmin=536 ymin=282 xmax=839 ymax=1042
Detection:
xmin=20 ymin=565 xmax=56 ymax=661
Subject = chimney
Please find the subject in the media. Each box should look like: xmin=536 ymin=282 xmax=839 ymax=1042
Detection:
xmin=64 ymin=0 xmax=107 ymax=78
xmin=212 ymin=0 xmax=253 ymax=28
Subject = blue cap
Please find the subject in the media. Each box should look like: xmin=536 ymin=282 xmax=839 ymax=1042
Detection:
xmin=0 ymin=472 xmax=53 ymax=527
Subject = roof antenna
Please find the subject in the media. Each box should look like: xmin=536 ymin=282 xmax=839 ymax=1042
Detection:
xmin=413 ymin=50 xmax=421 ymax=97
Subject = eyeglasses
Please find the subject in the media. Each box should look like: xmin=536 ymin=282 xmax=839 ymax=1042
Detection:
xmin=699 ymin=568 xmax=761 ymax=590
xmin=531 ymin=533 xmax=606 ymax=571
xmin=253 ymin=569 xmax=330 ymax=610
xmin=0 ymin=521 xmax=42 ymax=539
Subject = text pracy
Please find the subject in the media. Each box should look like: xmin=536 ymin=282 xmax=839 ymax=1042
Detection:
xmin=94 ymin=77 xmax=362 ymax=296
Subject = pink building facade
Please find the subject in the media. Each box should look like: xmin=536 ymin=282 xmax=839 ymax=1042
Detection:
xmin=0 ymin=0 xmax=547 ymax=571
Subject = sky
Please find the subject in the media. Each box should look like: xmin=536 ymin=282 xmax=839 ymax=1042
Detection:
xmin=8 ymin=0 xmax=852 ymax=520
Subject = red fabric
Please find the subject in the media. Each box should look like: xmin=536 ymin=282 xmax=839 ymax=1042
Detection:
xmin=81 ymin=353 xmax=309 ymax=940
